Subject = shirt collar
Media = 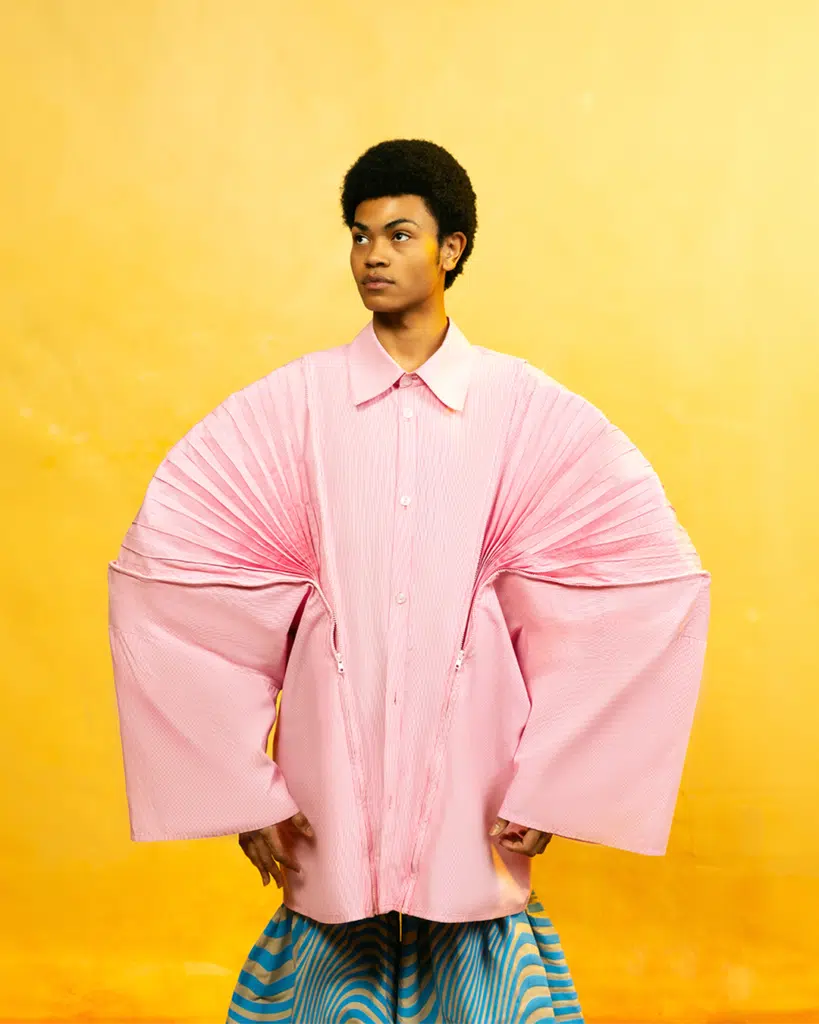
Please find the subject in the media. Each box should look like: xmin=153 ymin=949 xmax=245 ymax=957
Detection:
xmin=348 ymin=317 xmax=474 ymax=411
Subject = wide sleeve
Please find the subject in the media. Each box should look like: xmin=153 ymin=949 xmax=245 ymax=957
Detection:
xmin=487 ymin=363 xmax=711 ymax=855
xmin=107 ymin=362 xmax=319 ymax=842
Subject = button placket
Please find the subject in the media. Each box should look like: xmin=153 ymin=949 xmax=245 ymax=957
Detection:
xmin=380 ymin=374 xmax=418 ymax=894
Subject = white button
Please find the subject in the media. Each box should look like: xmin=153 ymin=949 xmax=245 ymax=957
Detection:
xmin=396 ymin=592 xmax=407 ymax=604
xmin=403 ymin=407 xmax=413 ymax=418
xmin=399 ymin=375 xmax=412 ymax=388
xmin=400 ymin=495 xmax=411 ymax=506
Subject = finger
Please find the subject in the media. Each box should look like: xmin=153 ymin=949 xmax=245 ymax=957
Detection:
xmin=238 ymin=831 xmax=255 ymax=850
xmin=255 ymin=826 xmax=293 ymax=880
xmin=273 ymin=846 xmax=303 ymax=875
xmin=251 ymin=836 xmax=284 ymax=888
xmin=500 ymin=822 xmax=527 ymax=841
xmin=518 ymin=829 xmax=541 ymax=855
xmin=261 ymin=830 xmax=302 ymax=875
xmin=237 ymin=833 xmax=267 ymax=876
xmin=534 ymin=834 xmax=550 ymax=855
xmin=499 ymin=829 xmax=527 ymax=851
xmin=290 ymin=812 xmax=315 ymax=838
xmin=246 ymin=843 xmax=274 ymax=884
xmin=501 ymin=828 xmax=539 ymax=856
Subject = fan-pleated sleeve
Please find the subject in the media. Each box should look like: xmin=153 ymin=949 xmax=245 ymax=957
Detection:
xmin=107 ymin=363 xmax=319 ymax=842
xmin=488 ymin=363 xmax=711 ymax=855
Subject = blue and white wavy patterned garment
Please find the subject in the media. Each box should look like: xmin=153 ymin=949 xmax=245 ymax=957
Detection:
xmin=226 ymin=888 xmax=584 ymax=1023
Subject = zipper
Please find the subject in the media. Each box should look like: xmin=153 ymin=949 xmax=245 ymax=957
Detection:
xmin=332 ymin=637 xmax=379 ymax=915
xmin=272 ymin=572 xmax=342 ymax=665
xmin=406 ymin=567 xmax=495 ymax=877
xmin=453 ymin=566 xmax=503 ymax=664
xmin=407 ymin=565 xmax=544 ymax=880
xmin=408 ymin=643 xmax=465 ymax=877
xmin=314 ymin=584 xmax=342 ymax=665
xmin=275 ymin=572 xmax=378 ymax=912
xmin=456 ymin=566 xmax=548 ymax=660
xmin=316 ymin=584 xmax=378 ymax=914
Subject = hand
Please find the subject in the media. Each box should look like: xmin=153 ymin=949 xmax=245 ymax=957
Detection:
xmin=489 ymin=817 xmax=552 ymax=857
xmin=238 ymin=811 xmax=315 ymax=888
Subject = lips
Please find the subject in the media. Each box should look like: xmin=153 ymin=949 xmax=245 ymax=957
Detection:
xmin=363 ymin=278 xmax=393 ymax=289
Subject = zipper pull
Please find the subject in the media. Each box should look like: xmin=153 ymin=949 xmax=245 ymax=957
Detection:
xmin=335 ymin=651 xmax=345 ymax=674
xmin=454 ymin=649 xmax=465 ymax=672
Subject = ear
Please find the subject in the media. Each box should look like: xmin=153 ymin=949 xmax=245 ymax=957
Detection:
xmin=442 ymin=231 xmax=467 ymax=270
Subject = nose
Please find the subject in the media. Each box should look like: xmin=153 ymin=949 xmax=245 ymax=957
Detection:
xmin=364 ymin=237 xmax=390 ymax=267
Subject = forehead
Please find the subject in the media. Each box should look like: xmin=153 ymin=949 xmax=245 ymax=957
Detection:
xmin=352 ymin=194 xmax=434 ymax=229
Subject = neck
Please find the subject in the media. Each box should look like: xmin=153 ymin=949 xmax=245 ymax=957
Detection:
xmin=371 ymin=303 xmax=449 ymax=373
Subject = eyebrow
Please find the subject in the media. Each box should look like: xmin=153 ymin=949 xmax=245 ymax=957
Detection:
xmin=352 ymin=218 xmax=420 ymax=231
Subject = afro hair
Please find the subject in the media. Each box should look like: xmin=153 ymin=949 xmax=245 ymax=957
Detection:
xmin=340 ymin=138 xmax=478 ymax=290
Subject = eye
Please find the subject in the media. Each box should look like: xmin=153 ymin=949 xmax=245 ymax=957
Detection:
xmin=352 ymin=233 xmax=369 ymax=244
xmin=394 ymin=231 xmax=410 ymax=241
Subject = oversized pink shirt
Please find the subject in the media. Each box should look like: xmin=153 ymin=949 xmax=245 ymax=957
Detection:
xmin=108 ymin=317 xmax=711 ymax=924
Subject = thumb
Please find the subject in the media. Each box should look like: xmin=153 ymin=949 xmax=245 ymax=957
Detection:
xmin=489 ymin=817 xmax=508 ymax=836
xmin=291 ymin=811 xmax=314 ymax=837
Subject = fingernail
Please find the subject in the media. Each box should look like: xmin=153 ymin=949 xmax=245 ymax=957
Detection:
xmin=489 ymin=823 xmax=502 ymax=835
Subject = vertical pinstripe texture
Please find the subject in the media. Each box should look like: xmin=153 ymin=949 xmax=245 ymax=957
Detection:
xmin=107 ymin=317 xmax=711 ymax=924
xmin=225 ymin=889 xmax=583 ymax=1024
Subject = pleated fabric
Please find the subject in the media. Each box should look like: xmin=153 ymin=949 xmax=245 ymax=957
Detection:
xmin=226 ymin=888 xmax=583 ymax=1024
xmin=107 ymin=318 xmax=712 ymax=922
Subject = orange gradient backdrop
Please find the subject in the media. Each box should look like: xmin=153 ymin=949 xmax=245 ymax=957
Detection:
xmin=2 ymin=2 xmax=818 ymax=1021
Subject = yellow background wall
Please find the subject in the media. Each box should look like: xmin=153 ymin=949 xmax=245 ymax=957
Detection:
xmin=2 ymin=2 xmax=817 ymax=1020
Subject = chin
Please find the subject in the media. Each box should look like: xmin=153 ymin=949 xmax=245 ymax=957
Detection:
xmin=361 ymin=293 xmax=403 ymax=313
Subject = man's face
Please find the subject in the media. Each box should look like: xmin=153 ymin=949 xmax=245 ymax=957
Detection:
xmin=349 ymin=194 xmax=449 ymax=313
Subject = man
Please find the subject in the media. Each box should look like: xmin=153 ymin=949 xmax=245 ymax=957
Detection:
xmin=108 ymin=139 xmax=710 ymax=1023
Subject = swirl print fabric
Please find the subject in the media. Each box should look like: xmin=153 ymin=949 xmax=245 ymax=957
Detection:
xmin=226 ymin=888 xmax=583 ymax=1023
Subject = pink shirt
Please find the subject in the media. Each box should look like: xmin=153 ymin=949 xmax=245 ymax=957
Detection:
xmin=108 ymin=317 xmax=711 ymax=924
